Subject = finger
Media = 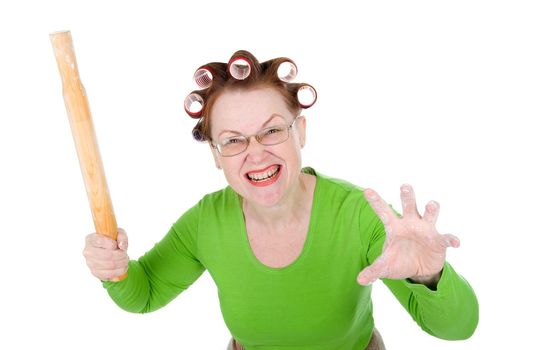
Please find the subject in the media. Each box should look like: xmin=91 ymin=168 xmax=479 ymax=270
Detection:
xmin=400 ymin=184 xmax=420 ymax=219
xmin=357 ymin=256 xmax=388 ymax=286
xmin=364 ymin=188 xmax=397 ymax=226
xmin=117 ymin=228 xmax=129 ymax=251
xmin=86 ymin=253 xmax=129 ymax=270
xmin=86 ymin=233 xmax=118 ymax=250
xmin=441 ymin=233 xmax=461 ymax=248
xmin=87 ymin=258 xmax=120 ymax=270
xmin=84 ymin=246 xmax=128 ymax=262
xmin=422 ymin=200 xmax=440 ymax=226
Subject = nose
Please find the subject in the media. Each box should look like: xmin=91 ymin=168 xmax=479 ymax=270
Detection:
xmin=245 ymin=136 xmax=268 ymax=162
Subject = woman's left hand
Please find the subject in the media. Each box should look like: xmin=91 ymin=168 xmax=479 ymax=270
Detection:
xmin=357 ymin=184 xmax=460 ymax=286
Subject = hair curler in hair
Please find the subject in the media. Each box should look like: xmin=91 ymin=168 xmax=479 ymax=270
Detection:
xmin=192 ymin=126 xmax=205 ymax=142
xmin=184 ymin=92 xmax=204 ymax=118
xmin=277 ymin=60 xmax=298 ymax=82
xmin=194 ymin=67 xmax=213 ymax=89
xmin=297 ymin=84 xmax=317 ymax=108
xmin=228 ymin=56 xmax=252 ymax=80
xmin=185 ymin=51 xmax=317 ymax=143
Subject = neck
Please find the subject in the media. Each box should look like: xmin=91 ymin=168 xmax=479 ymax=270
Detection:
xmin=242 ymin=173 xmax=315 ymax=233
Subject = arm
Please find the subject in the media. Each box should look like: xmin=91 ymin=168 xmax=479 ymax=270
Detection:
xmin=102 ymin=204 xmax=206 ymax=313
xmin=382 ymin=262 xmax=479 ymax=340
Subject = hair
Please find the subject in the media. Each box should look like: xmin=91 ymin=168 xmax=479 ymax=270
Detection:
xmin=185 ymin=50 xmax=316 ymax=142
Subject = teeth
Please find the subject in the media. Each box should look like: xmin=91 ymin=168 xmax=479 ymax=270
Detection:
xmin=247 ymin=165 xmax=280 ymax=182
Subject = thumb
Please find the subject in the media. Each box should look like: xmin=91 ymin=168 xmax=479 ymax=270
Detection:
xmin=117 ymin=227 xmax=129 ymax=251
xmin=357 ymin=256 xmax=387 ymax=286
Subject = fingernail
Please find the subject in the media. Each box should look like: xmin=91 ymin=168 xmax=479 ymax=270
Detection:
xmin=358 ymin=277 xmax=369 ymax=286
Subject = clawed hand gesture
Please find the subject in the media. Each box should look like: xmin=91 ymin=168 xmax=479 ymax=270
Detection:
xmin=357 ymin=184 xmax=460 ymax=286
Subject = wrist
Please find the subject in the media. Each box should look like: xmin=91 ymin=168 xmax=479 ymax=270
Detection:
xmin=408 ymin=269 xmax=443 ymax=290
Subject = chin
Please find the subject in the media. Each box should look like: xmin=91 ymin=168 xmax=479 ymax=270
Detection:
xmin=249 ymin=191 xmax=285 ymax=208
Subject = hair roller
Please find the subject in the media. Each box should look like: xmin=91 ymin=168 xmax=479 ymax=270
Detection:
xmin=192 ymin=124 xmax=206 ymax=142
xmin=296 ymin=83 xmax=317 ymax=108
xmin=227 ymin=50 xmax=262 ymax=81
xmin=184 ymin=92 xmax=205 ymax=118
xmin=193 ymin=66 xmax=213 ymax=89
xmin=228 ymin=56 xmax=252 ymax=80
xmin=276 ymin=59 xmax=298 ymax=82
xmin=260 ymin=57 xmax=297 ymax=83
xmin=185 ymin=50 xmax=317 ymax=143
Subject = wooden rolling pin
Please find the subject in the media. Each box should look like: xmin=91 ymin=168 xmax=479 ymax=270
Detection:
xmin=50 ymin=31 xmax=126 ymax=280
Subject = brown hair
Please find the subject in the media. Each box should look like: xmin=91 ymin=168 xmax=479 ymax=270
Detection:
xmin=185 ymin=50 xmax=316 ymax=142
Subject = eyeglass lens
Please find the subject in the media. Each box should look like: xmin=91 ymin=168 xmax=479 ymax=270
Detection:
xmin=218 ymin=125 xmax=290 ymax=156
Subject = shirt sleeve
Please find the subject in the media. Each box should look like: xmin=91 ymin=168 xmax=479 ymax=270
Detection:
xmin=359 ymin=199 xmax=479 ymax=340
xmin=101 ymin=202 xmax=206 ymax=313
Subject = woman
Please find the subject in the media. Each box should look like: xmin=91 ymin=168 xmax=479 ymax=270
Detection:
xmin=83 ymin=50 xmax=479 ymax=350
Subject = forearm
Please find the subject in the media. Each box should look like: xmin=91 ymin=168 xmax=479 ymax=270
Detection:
xmin=103 ymin=260 xmax=152 ymax=313
xmin=102 ymin=227 xmax=206 ymax=314
xmin=384 ymin=262 xmax=479 ymax=340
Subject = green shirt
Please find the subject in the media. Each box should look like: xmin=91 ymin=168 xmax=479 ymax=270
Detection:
xmin=103 ymin=167 xmax=479 ymax=349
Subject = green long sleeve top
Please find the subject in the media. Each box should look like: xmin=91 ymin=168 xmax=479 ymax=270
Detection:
xmin=103 ymin=167 xmax=479 ymax=349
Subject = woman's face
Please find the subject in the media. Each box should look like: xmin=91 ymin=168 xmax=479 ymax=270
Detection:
xmin=209 ymin=86 xmax=306 ymax=207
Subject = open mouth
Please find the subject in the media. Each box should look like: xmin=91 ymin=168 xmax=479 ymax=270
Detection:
xmin=246 ymin=164 xmax=281 ymax=183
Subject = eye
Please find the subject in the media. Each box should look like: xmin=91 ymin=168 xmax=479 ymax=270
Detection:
xmin=222 ymin=137 xmax=245 ymax=146
xmin=264 ymin=126 xmax=283 ymax=135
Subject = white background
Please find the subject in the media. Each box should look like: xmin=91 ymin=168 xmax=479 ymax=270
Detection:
xmin=1 ymin=0 xmax=533 ymax=348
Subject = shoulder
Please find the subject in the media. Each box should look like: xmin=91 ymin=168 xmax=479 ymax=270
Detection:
xmin=303 ymin=166 xmax=366 ymax=202
xmin=305 ymin=167 xmax=382 ymax=248
xmin=171 ymin=186 xmax=237 ymax=233
xmin=304 ymin=166 xmax=377 ymax=226
xmin=197 ymin=185 xmax=238 ymax=209
xmin=175 ymin=186 xmax=240 ymax=226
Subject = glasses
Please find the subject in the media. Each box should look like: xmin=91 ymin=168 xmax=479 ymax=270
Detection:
xmin=211 ymin=116 xmax=299 ymax=157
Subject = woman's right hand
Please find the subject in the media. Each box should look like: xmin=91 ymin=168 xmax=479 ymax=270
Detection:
xmin=83 ymin=227 xmax=129 ymax=282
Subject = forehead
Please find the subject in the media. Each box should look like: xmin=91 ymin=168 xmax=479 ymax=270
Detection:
xmin=210 ymin=87 xmax=292 ymax=134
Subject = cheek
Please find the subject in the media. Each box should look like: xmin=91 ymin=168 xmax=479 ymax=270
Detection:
xmin=288 ymin=137 xmax=303 ymax=157
xmin=278 ymin=144 xmax=302 ymax=171
xmin=220 ymin=158 xmax=244 ymax=179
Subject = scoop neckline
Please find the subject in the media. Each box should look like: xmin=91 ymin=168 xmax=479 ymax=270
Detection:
xmin=234 ymin=167 xmax=321 ymax=273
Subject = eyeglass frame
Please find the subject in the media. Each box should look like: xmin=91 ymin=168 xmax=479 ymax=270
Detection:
xmin=210 ymin=115 xmax=300 ymax=157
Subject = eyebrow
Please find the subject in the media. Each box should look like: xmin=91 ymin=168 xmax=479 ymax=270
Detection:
xmin=217 ymin=114 xmax=284 ymax=139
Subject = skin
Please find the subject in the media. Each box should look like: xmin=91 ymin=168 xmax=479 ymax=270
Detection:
xmin=83 ymin=86 xmax=461 ymax=289
xmin=358 ymin=185 xmax=460 ymax=287
xmin=208 ymin=87 xmax=315 ymax=232
xmin=83 ymin=228 xmax=129 ymax=282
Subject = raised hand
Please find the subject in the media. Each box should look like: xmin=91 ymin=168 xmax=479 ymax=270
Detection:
xmin=357 ymin=184 xmax=460 ymax=286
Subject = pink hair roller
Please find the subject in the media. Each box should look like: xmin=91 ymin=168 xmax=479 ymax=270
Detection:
xmin=277 ymin=61 xmax=298 ymax=82
xmin=184 ymin=93 xmax=204 ymax=118
xmin=228 ymin=57 xmax=252 ymax=80
xmin=194 ymin=67 xmax=213 ymax=89
xmin=297 ymin=84 xmax=317 ymax=108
